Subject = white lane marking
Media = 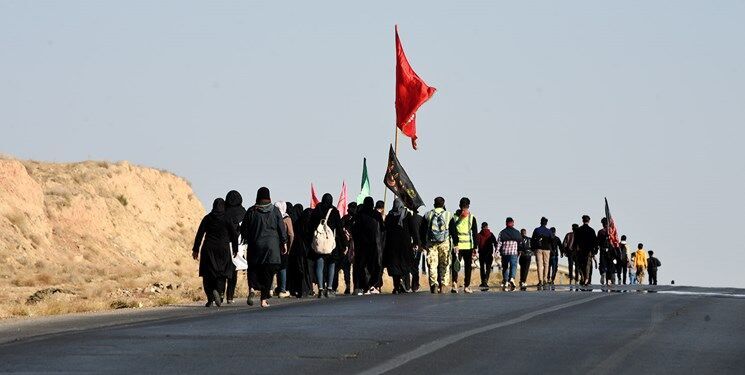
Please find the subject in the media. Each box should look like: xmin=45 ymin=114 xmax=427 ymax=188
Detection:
xmin=656 ymin=291 xmax=745 ymax=298
xmin=358 ymin=294 xmax=608 ymax=375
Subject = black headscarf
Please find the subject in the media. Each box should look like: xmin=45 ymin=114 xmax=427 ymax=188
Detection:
xmin=319 ymin=193 xmax=333 ymax=210
xmin=224 ymin=190 xmax=246 ymax=225
xmin=388 ymin=198 xmax=408 ymax=227
xmin=211 ymin=198 xmax=226 ymax=217
xmin=360 ymin=196 xmax=375 ymax=216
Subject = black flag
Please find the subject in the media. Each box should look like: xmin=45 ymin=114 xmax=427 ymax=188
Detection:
xmin=384 ymin=145 xmax=425 ymax=211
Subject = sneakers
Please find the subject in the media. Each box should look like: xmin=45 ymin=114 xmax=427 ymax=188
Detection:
xmin=509 ymin=278 xmax=516 ymax=288
xmin=464 ymin=287 xmax=473 ymax=294
xmin=520 ymin=282 xmax=527 ymax=288
xmin=226 ymin=299 xmax=234 ymax=304
xmin=278 ymin=291 xmax=290 ymax=298
xmin=451 ymin=287 xmax=459 ymax=294
xmin=212 ymin=290 xmax=222 ymax=307
xmin=369 ymin=288 xmax=380 ymax=295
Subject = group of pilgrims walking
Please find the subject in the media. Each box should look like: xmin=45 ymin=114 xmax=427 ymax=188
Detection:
xmin=192 ymin=187 xmax=662 ymax=308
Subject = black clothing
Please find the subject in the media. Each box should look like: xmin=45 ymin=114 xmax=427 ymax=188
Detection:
xmin=479 ymin=252 xmax=494 ymax=287
xmin=309 ymin=194 xmax=342 ymax=261
xmin=648 ymin=257 xmax=661 ymax=285
xmin=241 ymin=203 xmax=287 ymax=266
xmin=224 ymin=190 xmax=246 ymax=300
xmin=352 ymin=198 xmax=383 ymax=291
xmin=519 ymin=236 xmax=533 ymax=257
xmin=574 ymin=224 xmax=597 ymax=257
xmin=288 ymin=206 xmax=313 ymax=298
xmin=519 ymin=254 xmax=532 ymax=284
xmin=453 ymin=250 xmax=474 ymax=287
xmin=383 ymin=200 xmax=413 ymax=278
xmin=192 ymin=199 xmax=239 ymax=279
xmin=203 ymin=276 xmax=226 ymax=303
xmin=248 ymin=264 xmax=279 ymax=300
xmin=408 ymin=213 xmax=424 ymax=291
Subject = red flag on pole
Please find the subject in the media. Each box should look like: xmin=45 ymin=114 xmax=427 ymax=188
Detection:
xmin=395 ymin=25 xmax=436 ymax=150
xmin=310 ymin=183 xmax=320 ymax=209
xmin=337 ymin=181 xmax=348 ymax=217
xmin=605 ymin=198 xmax=620 ymax=248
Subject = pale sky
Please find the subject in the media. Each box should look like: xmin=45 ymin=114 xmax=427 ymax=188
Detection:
xmin=2 ymin=1 xmax=744 ymax=287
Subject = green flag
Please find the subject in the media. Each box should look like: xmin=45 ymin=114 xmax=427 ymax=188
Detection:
xmin=356 ymin=158 xmax=371 ymax=204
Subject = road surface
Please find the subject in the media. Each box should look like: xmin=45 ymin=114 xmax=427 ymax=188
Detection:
xmin=1 ymin=285 xmax=744 ymax=374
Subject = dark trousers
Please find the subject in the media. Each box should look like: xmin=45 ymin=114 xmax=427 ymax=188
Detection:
xmin=202 ymin=276 xmax=226 ymax=302
xmin=248 ymin=264 xmax=278 ymax=301
xmin=452 ymin=250 xmax=473 ymax=287
xmin=367 ymin=251 xmax=383 ymax=290
xmin=621 ymin=265 xmax=628 ymax=284
xmin=519 ymin=254 xmax=532 ymax=284
xmin=478 ymin=251 xmax=494 ymax=286
xmin=353 ymin=252 xmax=369 ymax=292
xmin=548 ymin=255 xmax=559 ymax=282
xmin=649 ymin=269 xmax=658 ymax=285
xmin=333 ymin=256 xmax=351 ymax=292
xmin=392 ymin=275 xmax=411 ymax=292
xmin=410 ymin=250 xmax=423 ymax=291
xmin=617 ymin=264 xmax=626 ymax=285
xmin=568 ymin=255 xmax=580 ymax=282
xmin=226 ymin=270 xmax=238 ymax=300
xmin=577 ymin=253 xmax=593 ymax=285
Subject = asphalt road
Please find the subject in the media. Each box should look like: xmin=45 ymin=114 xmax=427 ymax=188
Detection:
xmin=1 ymin=285 xmax=744 ymax=374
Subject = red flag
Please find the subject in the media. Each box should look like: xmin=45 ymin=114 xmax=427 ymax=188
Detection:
xmin=310 ymin=183 xmax=320 ymax=209
xmin=605 ymin=198 xmax=620 ymax=248
xmin=337 ymin=181 xmax=348 ymax=217
xmin=395 ymin=25 xmax=436 ymax=150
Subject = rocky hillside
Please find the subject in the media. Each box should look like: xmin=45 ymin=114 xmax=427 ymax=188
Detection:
xmin=0 ymin=157 xmax=207 ymax=318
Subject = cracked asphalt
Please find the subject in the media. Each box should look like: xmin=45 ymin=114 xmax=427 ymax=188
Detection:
xmin=0 ymin=285 xmax=743 ymax=374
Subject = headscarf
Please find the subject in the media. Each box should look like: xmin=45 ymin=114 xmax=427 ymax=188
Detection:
xmin=274 ymin=201 xmax=289 ymax=219
xmin=360 ymin=196 xmax=375 ymax=216
xmin=388 ymin=198 xmax=408 ymax=227
xmin=210 ymin=198 xmax=226 ymax=217
xmin=224 ymin=190 xmax=246 ymax=225
xmin=319 ymin=193 xmax=333 ymax=210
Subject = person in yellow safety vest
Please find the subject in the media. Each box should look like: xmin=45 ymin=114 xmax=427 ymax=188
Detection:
xmin=452 ymin=197 xmax=479 ymax=294
xmin=634 ymin=243 xmax=649 ymax=285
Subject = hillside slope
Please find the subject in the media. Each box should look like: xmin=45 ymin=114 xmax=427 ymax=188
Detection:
xmin=0 ymin=157 xmax=206 ymax=318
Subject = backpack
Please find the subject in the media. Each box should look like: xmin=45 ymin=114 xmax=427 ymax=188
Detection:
xmin=312 ymin=208 xmax=335 ymax=255
xmin=428 ymin=210 xmax=449 ymax=243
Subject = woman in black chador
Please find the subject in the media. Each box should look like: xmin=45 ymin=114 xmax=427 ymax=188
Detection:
xmin=223 ymin=190 xmax=246 ymax=304
xmin=383 ymin=199 xmax=413 ymax=293
xmin=192 ymin=198 xmax=239 ymax=307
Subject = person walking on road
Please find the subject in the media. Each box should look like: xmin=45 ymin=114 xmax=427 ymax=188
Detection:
xmin=223 ymin=190 xmax=246 ymax=304
xmin=633 ymin=243 xmax=649 ymax=285
xmin=451 ymin=197 xmax=478 ymax=294
xmin=408 ymin=210 xmax=425 ymax=292
xmin=241 ymin=187 xmax=288 ymax=308
xmin=351 ymin=197 xmax=384 ymax=295
xmin=618 ymin=235 xmax=629 ymax=284
xmin=648 ymin=250 xmax=661 ymax=285
xmin=497 ymin=218 xmax=521 ymax=290
xmin=532 ymin=217 xmax=553 ymax=287
xmin=421 ymin=197 xmax=456 ymax=294
xmin=549 ymin=227 xmax=562 ymax=285
xmin=309 ymin=193 xmax=342 ymax=298
xmin=192 ymin=198 xmax=239 ymax=307
xmin=518 ymin=228 xmax=533 ymax=289
xmin=477 ymin=222 xmax=498 ymax=291
xmin=383 ymin=199 xmax=414 ymax=294
xmin=563 ymin=224 xmax=579 ymax=284
xmin=273 ymin=201 xmax=294 ymax=298
xmin=574 ymin=215 xmax=597 ymax=286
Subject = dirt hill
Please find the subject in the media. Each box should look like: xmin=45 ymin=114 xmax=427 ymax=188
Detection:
xmin=0 ymin=157 xmax=206 ymax=318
